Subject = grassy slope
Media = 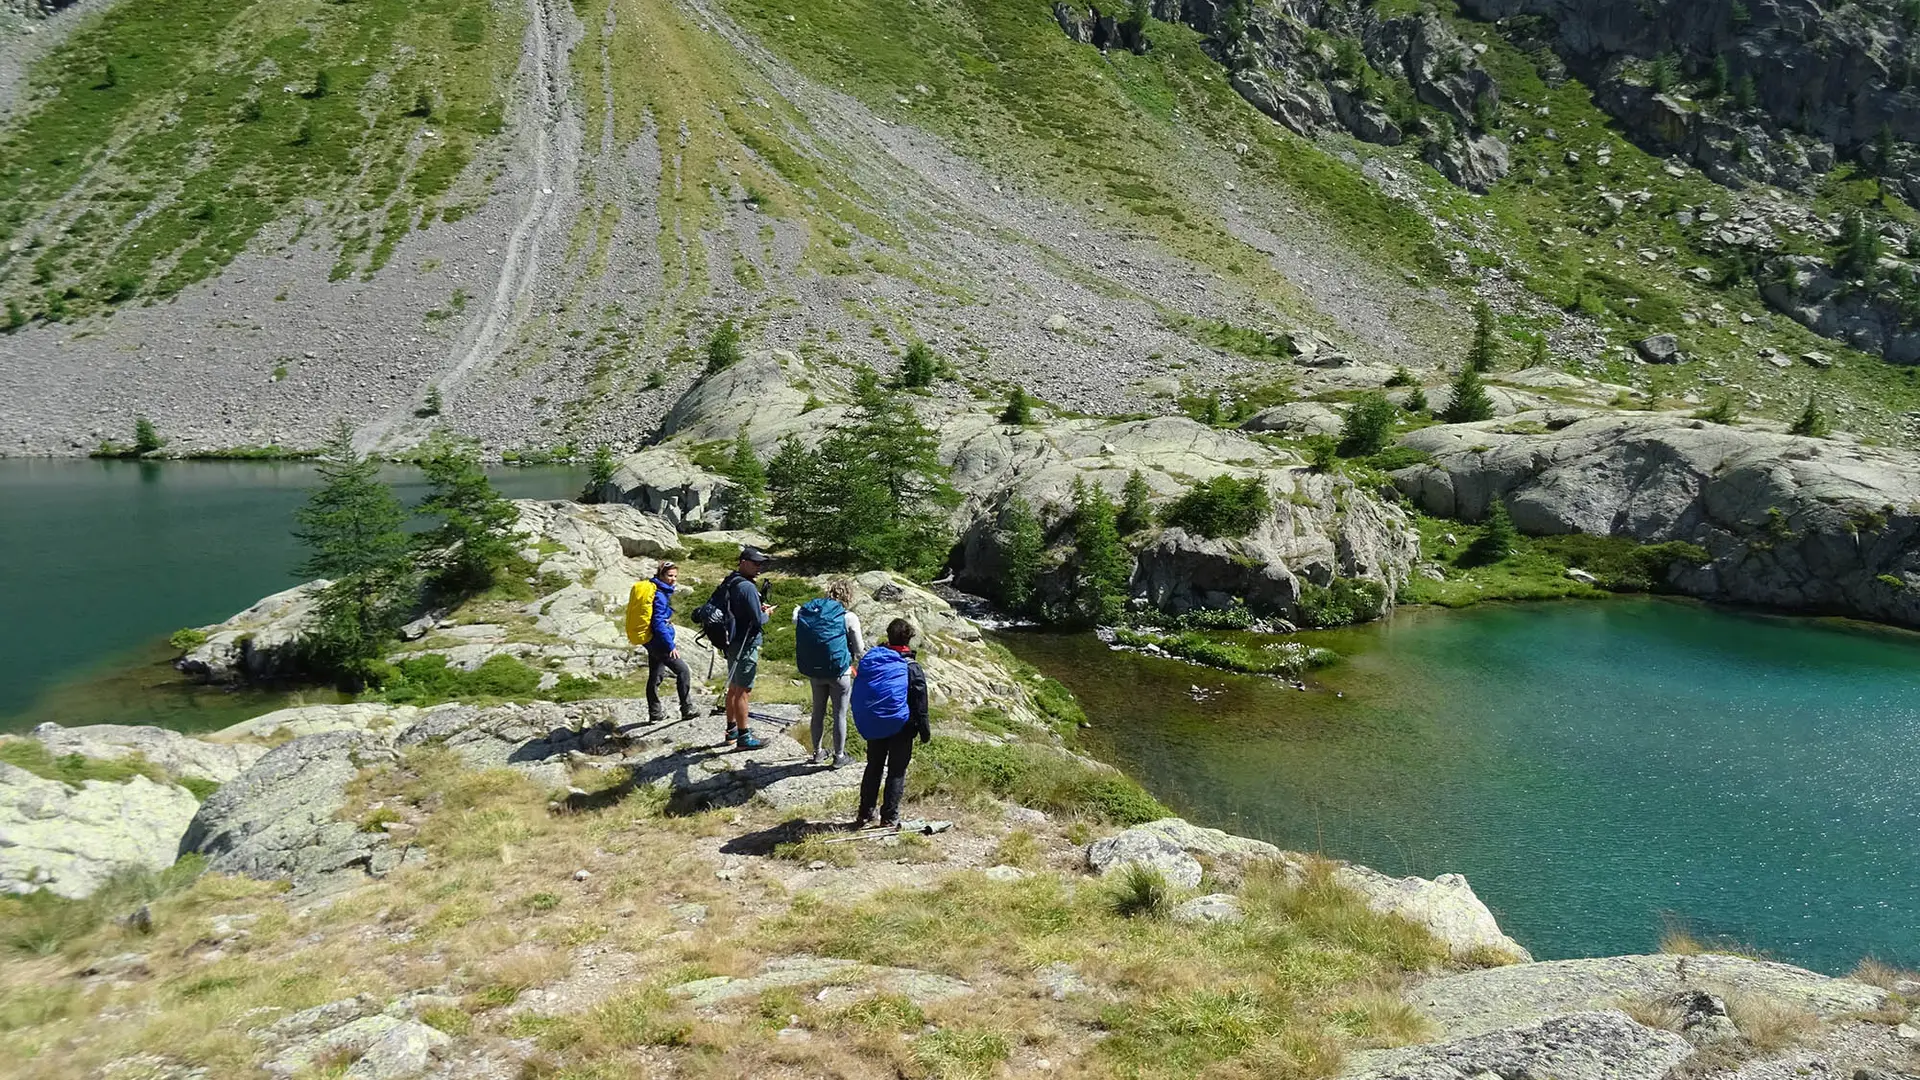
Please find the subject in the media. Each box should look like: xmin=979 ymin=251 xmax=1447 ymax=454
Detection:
xmin=0 ymin=741 xmax=1458 ymax=1080
xmin=721 ymin=0 xmax=1920 ymax=441
xmin=1382 ymin=2 xmax=1920 ymax=439
xmin=0 ymin=0 xmax=521 ymax=319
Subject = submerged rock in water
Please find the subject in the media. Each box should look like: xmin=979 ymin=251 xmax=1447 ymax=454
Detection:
xmin=0 ymin=764 xmax=201 ymax=898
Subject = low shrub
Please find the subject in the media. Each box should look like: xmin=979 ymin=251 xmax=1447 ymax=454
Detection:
xmin=1295 ymin=578 xmax=1387 ymax=628
xmin=1162 ymin=475 xmax=1272 ymax=539
xmin=167 ymin=627 xmax=209 ymax=651
xmin=378 ymin=653 xmax=543 ymax=704
xmin=0 ymin=856 xmax=206 ymax=958
xmin=1537 ymin=535 xmax=1708 ymax=592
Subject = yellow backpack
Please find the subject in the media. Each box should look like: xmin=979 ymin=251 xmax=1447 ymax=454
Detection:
xmin=625 ymin=579 xmax=658 ymax=646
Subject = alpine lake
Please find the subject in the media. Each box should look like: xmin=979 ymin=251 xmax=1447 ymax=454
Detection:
xmin=5 ymin=459 xmax=1919 ymax=974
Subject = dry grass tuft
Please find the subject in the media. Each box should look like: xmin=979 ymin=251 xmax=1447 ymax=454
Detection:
xmin=1851 ymin=957 xmax=1920 ymax=991
xmin=986 ymin=828 xmax=1040 ymax=868
xmin=1619 ymin=995 xmax=1688 ymax=1033
xmin=1724 ymin=990 xmax=1823 ymax=1052
xmin=1322 ymin=987 xmax=1432 ymax=1048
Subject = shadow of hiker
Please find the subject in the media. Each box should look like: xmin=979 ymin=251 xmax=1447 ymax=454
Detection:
xmin=719 ymin=817 xmax=844 ymax=856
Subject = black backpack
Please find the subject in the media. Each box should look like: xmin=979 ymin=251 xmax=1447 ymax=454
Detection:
xmin=690 ymin=573 xmax=739 ymax=651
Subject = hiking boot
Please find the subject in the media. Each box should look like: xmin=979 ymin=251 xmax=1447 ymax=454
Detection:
xmin=830 ymin=753 xmax=856 ymax=769
xmin=647 ymin=707 xmax=667 ymax=725
xmin=850 ymin=814 xmax=873 ymax=831
xmin=679 ymin=704 xmax=701 ymax=722
xmin=716 ymin=728 xmax=738 ymax=747
xmin=735 ymin=730 xmax=765 ymax=751
xmin=805 ymin=751 xmax=825 ymax=766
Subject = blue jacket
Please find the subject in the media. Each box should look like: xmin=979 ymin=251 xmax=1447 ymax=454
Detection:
xmin=850 ymin=645 xmax=929 ymax=742
xmin=648 ymin=578 xmax=677 ymax=651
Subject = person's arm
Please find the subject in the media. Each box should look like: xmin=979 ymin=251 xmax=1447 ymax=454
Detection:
xmin=845 ymin=612 xmax=865 ymax=666
xmin=906 ymin=660 xmax=930 ymax=743
xmin=652 ymin=589 xmax=675 ymax=650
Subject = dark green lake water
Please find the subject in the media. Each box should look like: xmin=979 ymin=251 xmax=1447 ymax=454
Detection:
xmin=1003 ymin=601 xmax=1920 ymax=974
xmin=0 ymin=459 xmax=585 ymax=733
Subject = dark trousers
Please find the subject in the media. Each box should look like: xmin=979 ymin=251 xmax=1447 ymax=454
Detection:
xmin=858 ymin=729 xmax=916 ymax=822
xmin=645 ymin=644 xmax=691 ymax=714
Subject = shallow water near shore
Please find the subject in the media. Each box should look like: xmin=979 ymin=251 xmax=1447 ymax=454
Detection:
xmin=1001 ymin=600 xmax=1920 ymax=974
xmin=0 ymin=458 xmax=585 ymax=731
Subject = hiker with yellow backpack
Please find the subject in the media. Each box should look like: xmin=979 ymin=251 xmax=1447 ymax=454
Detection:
xmin=626 ymin=562 xmax=698 ymax=725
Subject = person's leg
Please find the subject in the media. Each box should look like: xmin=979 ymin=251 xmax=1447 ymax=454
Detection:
xmin=808 ymin=678 xmax=829 ymax=762
xmin=857 ymin=741 xmax=886 ymax=822
xmin=645 ymin=648 xmax=666 ymax=716
xmin=827 ymin=675 xmax=851 ymax=762
xmin=879 ymin=731 xmax=916 ymax=824
xmin=666 ymin=651 xmax=694 ymax=715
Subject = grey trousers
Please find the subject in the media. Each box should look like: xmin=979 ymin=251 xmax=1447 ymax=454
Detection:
xmin=808 ymin=674 xmax=851 ymax=756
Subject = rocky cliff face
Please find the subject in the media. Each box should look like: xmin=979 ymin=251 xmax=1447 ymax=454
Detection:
xmin=1461 ymin=0 xmax=1919 ymax=196
xmin=1392 ymin=411 xmax=1920 ymax=626
xmin=1054 ymin=0 xmax=1514 ymax=190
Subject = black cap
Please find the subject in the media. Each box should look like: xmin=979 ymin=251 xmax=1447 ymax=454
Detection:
xmin=739 ymin=545 xmax=771 ymax=564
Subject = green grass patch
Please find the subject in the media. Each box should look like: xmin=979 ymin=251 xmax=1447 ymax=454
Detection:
xmin=0 ymin=0 xmax=522 ymax=315
xmin=909 ymin=738 xmax=1168 ymax=824
xmin=0 ymin=740 xmax=169 ymax=787
xmin=1401 ymin=513 xmax=1709 ymax=606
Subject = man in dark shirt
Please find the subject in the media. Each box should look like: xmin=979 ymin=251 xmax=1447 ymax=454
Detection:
xmin=722 ymin=546 xmax=774 ymax=749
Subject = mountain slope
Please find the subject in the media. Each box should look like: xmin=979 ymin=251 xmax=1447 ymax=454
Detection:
xmin=2 ymin=0 xmax=1920 ymax=456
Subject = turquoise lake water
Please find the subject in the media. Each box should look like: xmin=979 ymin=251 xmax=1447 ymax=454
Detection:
xmin=0 ymin=459 xmax=585 ymax=732
xmin=1004 ymin=601 xmax=1920 ymax=974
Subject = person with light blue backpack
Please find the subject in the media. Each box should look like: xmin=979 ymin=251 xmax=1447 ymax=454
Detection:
xmin=793 ymin=578 xmax=865 ymax=768
xmin=850 ymin=618 xmax=930 ymax=829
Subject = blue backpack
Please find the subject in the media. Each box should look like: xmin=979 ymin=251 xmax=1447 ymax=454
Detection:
xmin=851 ymin=646 xmax=912 ymax=740
xmin=794 ymin=598 xmax=851 ymax=678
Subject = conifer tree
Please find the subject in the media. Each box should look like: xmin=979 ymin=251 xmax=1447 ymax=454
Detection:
xmin=294 ymin=420 xmax=414 ymax=685
xmin=1789 ymin=395 xmax=1831 ymax=438
xmin=901 ymin=342 xmax=939 ymax=388
xmin=1070 ymin=479 xmax=1130 ymax=625
xmin=765 ymin=433 xmax=815 ymax=508
xmin=1440 ymin=364 xmax=1495 ymax=423
xmin=581 ymin=443 xmax=615 ymax=503
xmin=1117 ymin=469 xmax=1154 ymax=535
xmin=1405 ymin=385 xmax=1430 ymax=414
xmin=1530 ymin=334 xmax=1550 ymax=368
xmin=1000 ymin=386 xmax=1033 ymax=425
xmin=1466 ymin=300 xmax=1498 ymax=373
xmin=705 ymin=319 xmax=744 ymax=374
xmin=769 ymin=373 xmax=958 ymax=575
xmin=721 ymin=427 xmax=767 ymax=528
xmin=1338 ymin=392 xmax=1398 ymax=457
xmin=1469 ymin=496 xmax=1519 ymax=564
xmin=132 ymin=416 xmax=164 ymax=456
xmin=1000 ymin=494 xmax=1045 ymax=615
xmin=417 ymin=431 xmax=517 ymax=597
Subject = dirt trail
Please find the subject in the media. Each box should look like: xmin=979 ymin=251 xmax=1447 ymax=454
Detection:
xmin=354 ymin=0 xmax=583 ymax=453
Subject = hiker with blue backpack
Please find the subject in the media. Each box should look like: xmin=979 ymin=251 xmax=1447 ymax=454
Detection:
xmin=793 ymin=578 xmax=866 ymax=768
xmin=850 ymin=618 xmax=931 ymax=829
xmin=624 ymin=561 xmax=698 ymax=725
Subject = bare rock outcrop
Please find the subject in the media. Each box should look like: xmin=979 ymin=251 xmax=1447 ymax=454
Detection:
xmin=1392 ymin=413 xmax=1920 ymax=626
xmin=0 ymin=763 xmax=201 ymax=898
